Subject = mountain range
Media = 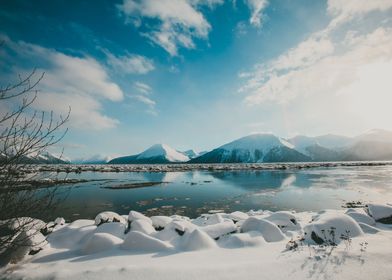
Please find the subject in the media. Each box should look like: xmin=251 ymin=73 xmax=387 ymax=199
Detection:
xmin=0 ymin=151 xmax=69 ymax=164
xmin=106 ymin=129 xmax=392 ymax=164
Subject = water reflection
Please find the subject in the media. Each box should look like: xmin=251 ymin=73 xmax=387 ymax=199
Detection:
xmin=33 ymin=165 xmax=392 ymax=221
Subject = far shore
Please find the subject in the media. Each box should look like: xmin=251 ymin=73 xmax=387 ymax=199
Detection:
xmin=8 ymin=161 xmax=392 ymax=174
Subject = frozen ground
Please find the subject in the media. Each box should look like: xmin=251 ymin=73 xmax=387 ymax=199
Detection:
xmin=1 ymin=204 xmax=392 ymax=280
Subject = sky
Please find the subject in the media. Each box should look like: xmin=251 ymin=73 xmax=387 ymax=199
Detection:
xmin=1 ymin=0 xmax=392 ymax=160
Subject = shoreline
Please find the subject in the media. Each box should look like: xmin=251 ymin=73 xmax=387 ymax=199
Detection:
xmin=9 ymin=161 xmax=392 ymax=174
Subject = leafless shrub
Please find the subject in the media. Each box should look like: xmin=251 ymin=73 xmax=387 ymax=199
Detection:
xmin=0 ymin=60 xmax=70 ymax=265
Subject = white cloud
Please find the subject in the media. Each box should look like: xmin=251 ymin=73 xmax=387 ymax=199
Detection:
xmin=134 ymin=81 xmax=152 ymax=94
xmin=245 ymin=0 xmax=269 ymax=27
xmin=134 ymin=94 xmax=156 ymax=107
xmin=327 ymin=0 xmax=392 ymax=29
xmin=240 ymin=1 xmax=392 ymax=133
xmin=244 ymin=27 xmax=392 ymax=105
xmin=128 ymin=81 xmax=157 ymax=115
xmin=106 ymin=51 xmax=154 ymax=74
xmin=2 ymin=37 xmax=124 ymax=130
xmin=118 ymin=0 xmax=222 ymax=56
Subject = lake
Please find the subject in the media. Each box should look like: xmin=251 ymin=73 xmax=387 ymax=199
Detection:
xmin=31 ymin=164 xmax=392 ymax=221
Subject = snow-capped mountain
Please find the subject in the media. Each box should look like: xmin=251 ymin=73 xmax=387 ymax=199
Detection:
xmin=181 ymin=149 xmax=198 ymax=159
xmin=288 ymin=135 xmax=319 ymax=155
xmin=313 ymin=134 xmax=353 ymax=149
xmin=3 ymin=151 xmax=70 ymax=164
xmin=190 ymin=134 xmax=310 ymax=163
xmin=108 ymin=144 xmax=189 ymax=164
xmin=287 ymin=129 xmax=392 ymax=161
xmin=288 ymin=135 xmax=341 ymax=161
xmin=25 ymin=151 xmax=69 ymax=164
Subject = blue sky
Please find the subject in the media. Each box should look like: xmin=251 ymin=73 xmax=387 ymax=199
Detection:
xmin=1 ymin=0 xmax=392 ymax=160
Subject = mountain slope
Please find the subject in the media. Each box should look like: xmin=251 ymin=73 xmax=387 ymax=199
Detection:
xmin=288 ymin=135 xmax=341 ymax=161
xmin=190 ymin=134 xmax=310 ymax=163
xmin=108 ymin=144 xmax=189 ymax=164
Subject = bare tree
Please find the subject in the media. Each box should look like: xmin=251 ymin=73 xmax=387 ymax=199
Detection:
xmin=0 ymin=66 xmax=70 ymax=265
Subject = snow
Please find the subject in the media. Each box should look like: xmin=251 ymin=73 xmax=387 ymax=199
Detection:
xmin=94 ymin=211 xmax=126 ymax=226
xmin=219 ymin=134 xmax=295 ymax=162
xmin=228 ymin=211 xmax=249 ymax=222
xmin=81 ymin=233 xmax=123 ymax=255
xmin=218 ymin=231 xmax=266 ymax=248
xmin=122 ymin=231 xmax=173 ymax=252
xmin=240 ymin=217 xmax=286 ymax=242
xmin=128 ymin=210 xmax=153 ymax=223
xmin=2 ymin=205 xmax=392 ymax=280
xmin=366 ymin=203 xmax=392 ymax=221
xmin=288 ymin=135 xmax=319 ymax=155
xmin=304 ymin=211 xmax=363 ymax=244
xmin=6 ymin=230 xmax=47 ymax=263
xmin=264 ymin=211 xmax=301 ymax=231
xmin=345 ymin=211 xmax=376 ymax=226
xmin=181 ymin=228 xmax=217 ymax=251
xmin=130 ymin=219 xmax=156 ymax=235
xmin=94 ymin=222 xmax=127 ymax=239
xmin=137 ymin=144 xmax=189 ymax=162
xmin=200 ymin=219 xmax=237 ymax=239
xmin=151 ymin=216 xmax=173 ymax=229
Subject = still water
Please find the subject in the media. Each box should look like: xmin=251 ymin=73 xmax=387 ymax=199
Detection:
xmin=37 ymin=165 xmax=392 ymax=221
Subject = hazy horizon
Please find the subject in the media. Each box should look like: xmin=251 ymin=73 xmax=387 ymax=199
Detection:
xmin=1 ymin=0 xmax=392 ymax=159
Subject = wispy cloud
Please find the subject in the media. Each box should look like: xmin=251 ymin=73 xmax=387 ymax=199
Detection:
xmin=134 ymin=81 xmax=152 ymax=94
xmin=238 ymin=0 xmax=392 ymax=133
xmin=245 ymin=0 xmax=269 ymax=27
xmin=240 ymin=0 xmax=392 ymax=105
xmin=106 ymin=51 xmax=154 ymax=74
xmin=129 ymin=81 xmax=157 ymax=115
xmin=118 ymin=0 xmax=222 ymax=56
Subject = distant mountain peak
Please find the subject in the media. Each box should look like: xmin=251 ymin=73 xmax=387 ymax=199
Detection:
xmin=137 ymin=143 xmax=189 ymax=162
xmin=190 ymin=133 xmax=308 ymax=163
xmin=109 ymin=143 xmax=189 ymax=164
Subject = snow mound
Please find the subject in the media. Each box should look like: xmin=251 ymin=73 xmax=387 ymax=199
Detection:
xmin=181 ymin=229 xmax=217 ymax=251
xmin=128 ymin=210 xmax=152 ymax=224
xmin=47 ymin=221 xmax=96 ymax=249
xmin=192 ymin=213 xmax=224 ymax=226
xmin=200 ymin=219 xmax=237 ymax=239
xmin=69 ymin=219 xmax=95 ymax=228
xmin=155 ymin=220 xmax=197 ymax=242
xmin=54 ymin=217 xmax=65 ymax=225
xmin=94 ymin=222 xmax=126 ymax=239
xmin=7 ymin=230 xmax=47 ymax=263
xmin=81 ymin=233 xmax=123 ymax=255
xmin=304 ymin=212 xmax=363 ymax=244
xmin=366 ymin=204 xmax=392 ymax=223
xmin=151 ymin=216 xmax=173 ymax=229
xmin=218 ymin=231 xmax=266 ymax=248
xmin=346 ymin=212 xmax=376 ymax=226
xmin=122 ymin=231 xmax=173 ymax=252
xmin=264 ymin=211 xmax=300 ymax=231
xmin=228 ymin=211 xmax=249 ymax=222
xmin=358 ymin=222 xmax=380 ymax=234
xmin=95 ymin=211 xmax=126 ymax=226
xmin=241 ymin=217 xmax=286 ymax=242
xmin=8 ymin=217 xmax=46 ymax=231
xmin=130 ymin=219 xmax=156 ymax=235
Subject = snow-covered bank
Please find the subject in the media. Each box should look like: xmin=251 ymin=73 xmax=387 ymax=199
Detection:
xmin=2 ymin=204 xmax=392 ymax=280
